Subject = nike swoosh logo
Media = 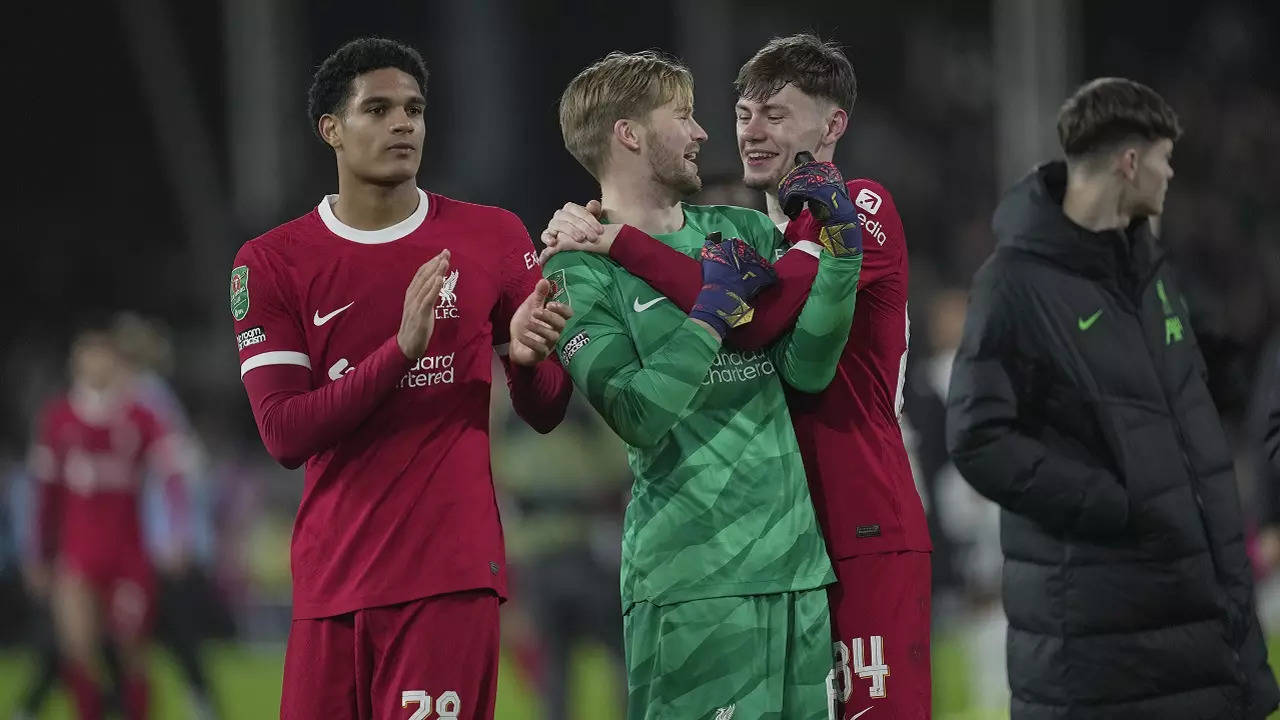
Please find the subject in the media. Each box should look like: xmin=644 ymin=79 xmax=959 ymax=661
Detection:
xmin=848 ymin=707 xmax=873 ymax=720
xmin=314 ymin=301 xmax=355 ymax=326
xmin=633 ymin=297 xmax=667 ymax=312
xmin=1077 ymin=309 xmax=1103 ymax=331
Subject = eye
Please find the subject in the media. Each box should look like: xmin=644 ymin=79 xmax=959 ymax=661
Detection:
xmin=368 ymin=105 xmax=385 ymax=115
xmin=768 ymin=115 xmax=784 ymax=123
xmin=407 ymin=105 xmax=424 ymax=116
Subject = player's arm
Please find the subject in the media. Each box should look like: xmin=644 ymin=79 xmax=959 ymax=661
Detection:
xmin=541 ymin=203 xmax=820 ymax=350
xmin=766 ymin=250 xmax=863 ymax=393
xmin=28 ymin=408 xmax=64 ymax=575
xmin=610 ymin=225 xmax=823 ymax=350
xmin=234 ymin=246 xmax=446 ymax=469
xmin=491 ymin=216 xmax=574 ymax=434
xmin=136 ymin=409 xmax=194 ymax=567
xmin=763 ymin=157 xmax=879 ymax=392
xmin=945 ymin=264 xmax=1129 ymax=538
xmin=542 ymin=253 xmax=723 ymax=448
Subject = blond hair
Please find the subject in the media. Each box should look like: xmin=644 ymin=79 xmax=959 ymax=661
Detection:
xmin=558 ymin=51 xmax=694 ymax=179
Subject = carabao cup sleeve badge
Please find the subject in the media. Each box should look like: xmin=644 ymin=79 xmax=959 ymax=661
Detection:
xmin=230 ymin=265 xmax=250 ymax=321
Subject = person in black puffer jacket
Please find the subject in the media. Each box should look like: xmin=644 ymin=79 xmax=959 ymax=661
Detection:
xmin=946 ymin=77 xmax=1279 ymax=719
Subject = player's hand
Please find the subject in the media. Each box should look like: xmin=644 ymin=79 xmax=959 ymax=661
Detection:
xmin=689 ymin=233 xmax=777 ymax=339
xmin=777 ymin=152 xmax=862 ymax=256
xmin=509 ymin=278 xmax=574 ymax=366
xmin=397 ymin=250 xmax=449 ymax=359
xmin=538 ymin=201 xmax=620 ymax=264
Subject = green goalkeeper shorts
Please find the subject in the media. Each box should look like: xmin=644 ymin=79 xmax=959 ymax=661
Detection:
xmin=623 ymin=588 xmax=834 ymax=720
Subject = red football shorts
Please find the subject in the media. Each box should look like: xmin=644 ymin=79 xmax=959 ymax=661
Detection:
xmin=281 ymin=589 xmax=500 ymax=720
xmin=828 ymin=551 xmax=932 ymax=720
xmin=62 ymin=554 xmax=155 ymax=640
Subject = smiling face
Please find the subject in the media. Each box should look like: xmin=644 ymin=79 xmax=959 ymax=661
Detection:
xmin=736 ymin=83 xmax=833 ymax=192
xmin=641 ymin=95 xmax=708 ymax=196
xmin=319 ymin=67 xmax=426 ymax=186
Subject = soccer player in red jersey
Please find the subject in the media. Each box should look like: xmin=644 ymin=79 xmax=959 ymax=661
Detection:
xmin=29 ymin=325 xmax=188 ymax=720
xmin=230 ymin=38 xmax=573 ymax=720
xmin=543 ymin=35 xmax=930 ymax=719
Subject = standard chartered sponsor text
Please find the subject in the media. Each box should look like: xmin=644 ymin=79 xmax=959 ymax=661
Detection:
xmin=399 ymin=352 xmax=456 ymax=388
xmin=702 ymin=350 xmax=775 ymax=386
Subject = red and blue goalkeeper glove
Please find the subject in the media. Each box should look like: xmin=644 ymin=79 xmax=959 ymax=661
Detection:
xmin=690 ymin=232 xmax=778 ymax=338
xmin=777 ymin=152 xmax=863 ymax=256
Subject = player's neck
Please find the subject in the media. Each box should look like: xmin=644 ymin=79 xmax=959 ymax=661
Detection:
xmin=1062 ymin=170 xmax=1129 ymax=232
xmin=330 ymin=178 xmax=421 ymax=231
xmin=598 ymin=175 xmax=685 ymax=235
xmin=764 ymin=190 xmax=788 ymax=227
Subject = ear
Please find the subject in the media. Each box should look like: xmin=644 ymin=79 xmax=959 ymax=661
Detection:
xmin=613 ymin=118 xmax=642 ymax=153
xmin=1117 ymin=146 xmax=1139 ymax=181
xmin=319 ymin=113 xmax=342 ymax=149
xmin=822 ymin=107 xmax=849 ymax=146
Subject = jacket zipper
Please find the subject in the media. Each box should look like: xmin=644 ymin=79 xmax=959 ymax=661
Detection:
xmin=1130 ymin=266 xmax=1245 ymax=681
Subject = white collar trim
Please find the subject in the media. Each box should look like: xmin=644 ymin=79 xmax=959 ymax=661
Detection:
xmin=318 ymin=188 xmax=429 ymax=244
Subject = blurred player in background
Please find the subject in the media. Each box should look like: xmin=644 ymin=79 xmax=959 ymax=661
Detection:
xmin=230 ymin=37 xmax=573 ymax=720
xmin=490 ymin=395 xmax=630 ymax=719
xmin=947 ymin=77 xmax=1278 ymax=718
xmin=27 ymin=323 xmax=189 ymax=720
xmin=545 ymin=35 xmax=931 ymax=719
xmin=112 ymin=313 xmax=221 ymax=720
xmin=544 ymin=50 xmax=864 ymax=719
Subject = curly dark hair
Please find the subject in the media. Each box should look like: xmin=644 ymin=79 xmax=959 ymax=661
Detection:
xmin=734 ymin=34 xmax=857 ymax=112
xmin=1057 ymin=77 xmax=1181 ymax=158
xmin=307 ymin=37 xmax=429 ymax=139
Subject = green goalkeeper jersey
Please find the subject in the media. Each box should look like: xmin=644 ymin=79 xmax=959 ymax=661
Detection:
xmin=542 ymin=203 xmax=862 ymax=610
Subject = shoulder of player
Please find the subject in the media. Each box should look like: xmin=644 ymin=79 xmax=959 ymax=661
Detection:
xmin=844 ymin=178 xmax=899 ymax=215
xmin=541 ymin=249 xmax=618 ymax=292
xmin=683 ymin=202 xmax=771 ymax=231
xmin=844 ymin=177 xmax=907 ymax=252
xmin=37 ymin=394 xmax=74 ymax=431
xmin=683 ymin=203 xmax=777 ymax=256
xmin=123 ymin=400 xmax=164 ymax=429
xmin=234 ymin=211 xmax=319 ymax=267
xmin=427 ymin=193 xmax=530 ymax=239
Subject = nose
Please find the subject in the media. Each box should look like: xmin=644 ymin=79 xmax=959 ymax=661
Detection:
xmin=740 ymin=114 xmax=766 ymax=143
xmin=391 ymin=107 xmax=415 ymax=134
xmin=691 ymin=117 xmax=708 ymax=143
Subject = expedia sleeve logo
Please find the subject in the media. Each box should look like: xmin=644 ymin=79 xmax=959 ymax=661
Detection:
xmin=561 ymin=330 xmax=590 ymax=364
xmin=236 ymin=326 xmax=266 ymax=351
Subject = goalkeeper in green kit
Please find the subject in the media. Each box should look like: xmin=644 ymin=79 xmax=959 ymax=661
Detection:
xmin=542 ymin=50 xmax=866 ymax=720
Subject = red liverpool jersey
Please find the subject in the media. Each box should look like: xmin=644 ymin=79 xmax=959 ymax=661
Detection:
xmin=783 ymin=179 xmax=930 ymax=558
xmin=232 ymin=189 xmax=570 ymax=619
xmin=31 ymin=391 xmax=176 ymax=570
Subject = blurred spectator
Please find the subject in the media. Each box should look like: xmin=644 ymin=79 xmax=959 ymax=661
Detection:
xmin=112 ymin=312 xmax=223 ymax=720
xmin=491 ymin=381 xmax=629 ymax=719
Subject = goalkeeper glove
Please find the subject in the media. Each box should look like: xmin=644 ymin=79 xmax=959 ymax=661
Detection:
xmin=777 ymin=152 xmax=863 ymax=256
xmin=690 ymin=232 xmax=777 ymax=338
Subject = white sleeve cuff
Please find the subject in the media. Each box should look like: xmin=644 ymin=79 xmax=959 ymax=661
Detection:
xmin=788 ymin=240 xmax=823 ymax=259
xmin=240 ymin=350 xmax=312 ymax=378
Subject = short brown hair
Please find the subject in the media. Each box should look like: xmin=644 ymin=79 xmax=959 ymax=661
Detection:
xmin=734 ymin=34 xmax=857 ymax=112
xmin=1057 ymin=77 xmax=1182 ymax=158
xmin=559 ymin=51 xmax=694 ymax=179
